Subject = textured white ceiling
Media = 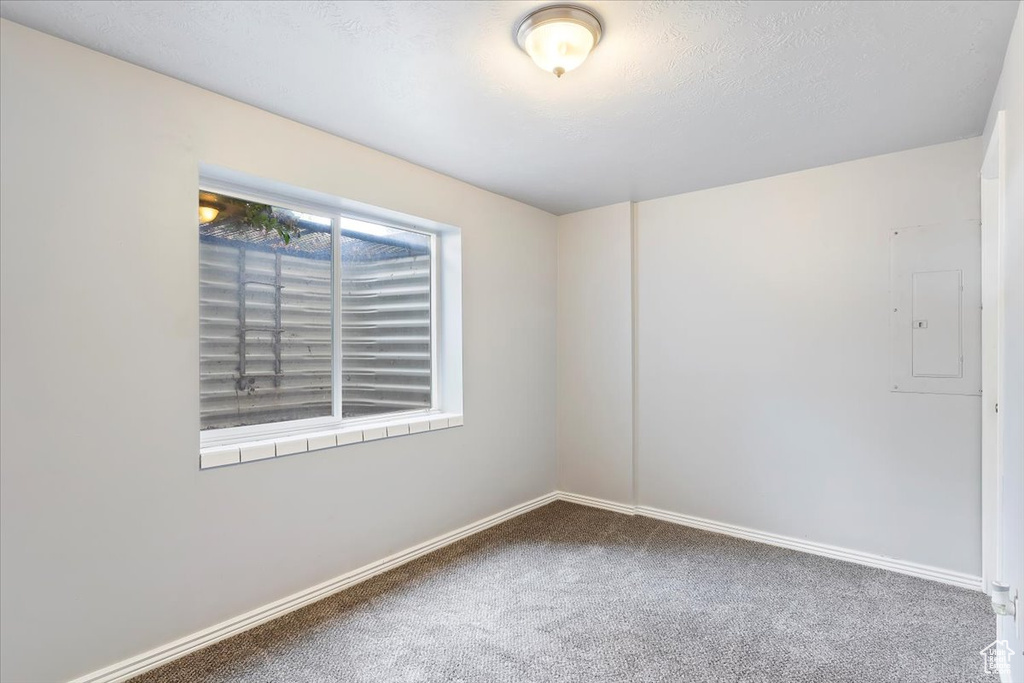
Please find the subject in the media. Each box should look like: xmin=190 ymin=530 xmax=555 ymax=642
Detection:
xmin=0 ymin=1 xmax=1018 ymax=214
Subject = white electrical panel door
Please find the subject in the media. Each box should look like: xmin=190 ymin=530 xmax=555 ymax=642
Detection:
xmin=890 ymin=221 xmax=980 ymax=395
xmin=912 ymin=269 xmax=963 ymax=377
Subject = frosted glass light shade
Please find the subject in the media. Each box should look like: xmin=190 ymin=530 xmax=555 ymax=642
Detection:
xmin=516 ymin=5 xmax=602 ymax=78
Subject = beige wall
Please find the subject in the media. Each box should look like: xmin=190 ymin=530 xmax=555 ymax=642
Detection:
xmin=0 ymin=20 xmax=557 ymax=683
xmin=556 ymin=139 xmax=986 ymax=575
xmin=635 ymin=138 xmax=983 ymax=574
xmin=556 ymin=202 xmax=634 ymax=504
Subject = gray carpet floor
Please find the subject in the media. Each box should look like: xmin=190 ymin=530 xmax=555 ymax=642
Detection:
xmin=134 ymin=501 xmax=994 ymax=682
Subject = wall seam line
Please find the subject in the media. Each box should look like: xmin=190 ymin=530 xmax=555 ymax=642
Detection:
xmin=630 ymin=201 xmax=640 ymax=507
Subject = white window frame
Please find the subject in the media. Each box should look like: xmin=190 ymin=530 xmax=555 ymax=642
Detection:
xmin=198 ymin=165 xmax=463 ymax=469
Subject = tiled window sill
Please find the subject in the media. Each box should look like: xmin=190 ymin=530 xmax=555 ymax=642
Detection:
xmin=200 ymin=413 xmax=464 ymax=470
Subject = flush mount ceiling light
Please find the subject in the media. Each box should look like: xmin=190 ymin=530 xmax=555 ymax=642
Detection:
xmin=516 ymin=4 xmax=603 ymax=78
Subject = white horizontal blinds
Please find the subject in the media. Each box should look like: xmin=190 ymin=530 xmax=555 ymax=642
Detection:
xmin=199 ymin=193 xmax=333 ymax=430
xmin=340 ymin=223 xmax=432 ymax=418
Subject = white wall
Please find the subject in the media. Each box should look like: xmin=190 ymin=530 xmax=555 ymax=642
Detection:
xmin=635 ymin=138 xmax=983 ymax=575
xmin=556 ymin=203 xmax=634 ymax=503
xmin=0 ymin=20 xmax=556 ymax=683
xmin=981 ymin=2 xmax=1024 ymax=679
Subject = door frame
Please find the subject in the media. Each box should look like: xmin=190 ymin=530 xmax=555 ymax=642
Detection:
xmin=980 ymin=110 xmax=1006 ymax=595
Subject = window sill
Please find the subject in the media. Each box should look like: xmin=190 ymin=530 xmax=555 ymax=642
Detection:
xmin=199 ymin=413 xmax=464 ymax=470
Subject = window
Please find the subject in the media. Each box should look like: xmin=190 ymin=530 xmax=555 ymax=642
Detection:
xmin=338 ymin=219 xmax=433 ymax=419
xmin=198 ymin=169 xmax=462 ymax=468
xmin=199 ymin=194 xmax=335 ymax=430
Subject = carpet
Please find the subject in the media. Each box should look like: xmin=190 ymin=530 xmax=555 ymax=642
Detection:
xmin=134 ymin=501 xmax=994 ymax=682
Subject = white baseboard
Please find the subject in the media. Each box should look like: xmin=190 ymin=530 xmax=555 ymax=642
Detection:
xmin=555 ymin=491 xmax=982 ymax=593
xmin=70 ymin=492 xmax=559 ymax=683
xmin=555 ymin=490 xmax=636 ymax=516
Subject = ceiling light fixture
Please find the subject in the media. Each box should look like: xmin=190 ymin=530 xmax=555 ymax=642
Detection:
xmin=516 ymin=4 xmax=603 ymax=78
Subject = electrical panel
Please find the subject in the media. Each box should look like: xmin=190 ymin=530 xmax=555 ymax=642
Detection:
xmin=890 ymin=221 xmax=981 ymax=396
